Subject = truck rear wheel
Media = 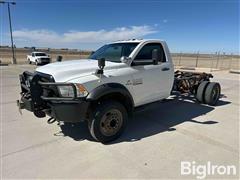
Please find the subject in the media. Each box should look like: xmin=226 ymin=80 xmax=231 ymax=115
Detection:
xmin=28 ymin=59 xmax=31 ymax=64
xmin=204 ymin=82 xmax=221 ymax=105
xmin=196 ymin=81 xmax=209 ymax=103
xmin=88 ymin=101 xmax=127 ymax=143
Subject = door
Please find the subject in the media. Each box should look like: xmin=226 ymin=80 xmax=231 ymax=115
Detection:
xmin=130 ymin=43 xmax=173 ymax=106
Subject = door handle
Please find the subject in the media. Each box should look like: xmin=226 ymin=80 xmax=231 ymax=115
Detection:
xmin=161 ymin=67 xmax=170 ymax=71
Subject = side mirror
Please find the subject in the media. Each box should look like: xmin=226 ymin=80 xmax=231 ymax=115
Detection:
xmin=152 ymin=49 xmax=160 ymax=65
xmin=96 ymin=58 xmax=105 ymax=75
xmin=98 ymin=58 xmax=105 ymax=69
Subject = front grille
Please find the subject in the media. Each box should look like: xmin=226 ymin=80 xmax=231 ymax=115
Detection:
xmin=40 ymin=58 xmax=50 ymax=60
xmin=37 ymin=73 xmax=59 ymax=98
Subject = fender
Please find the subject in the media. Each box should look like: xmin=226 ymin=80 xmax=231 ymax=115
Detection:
xmin=87 ymin=83 xmax=134 ymax=113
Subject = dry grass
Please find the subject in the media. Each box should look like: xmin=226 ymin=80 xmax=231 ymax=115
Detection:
xmin=172 ymin=55 xmax=240 ymax=70
xmin=1 ymin=47 xmax=239 ymax=70
xmin=0 ymin=47 xmax=91 ymax=64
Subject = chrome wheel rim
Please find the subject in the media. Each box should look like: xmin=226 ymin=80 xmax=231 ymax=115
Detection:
xmin=99 ymin=109 xmax=123 ymax=136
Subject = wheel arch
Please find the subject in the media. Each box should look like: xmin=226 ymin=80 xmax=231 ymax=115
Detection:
xmin=86 ymin=83 xmax=134 ymax=116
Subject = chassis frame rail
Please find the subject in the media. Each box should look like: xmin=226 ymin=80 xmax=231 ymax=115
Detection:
xmin=173 ymin=70 xmax=213 ymax=94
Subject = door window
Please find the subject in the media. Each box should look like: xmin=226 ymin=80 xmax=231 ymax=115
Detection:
xmin=132 ymin=43 xmax=166 ymax=65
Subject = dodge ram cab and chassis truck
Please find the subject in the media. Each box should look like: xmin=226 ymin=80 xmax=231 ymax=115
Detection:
xmin=17 ymin=39 xmax=221 ymax=143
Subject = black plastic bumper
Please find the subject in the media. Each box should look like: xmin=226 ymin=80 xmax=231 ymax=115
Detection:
xmin=17 ymin=71 xmax=90 ymax=122
xmin=49 ymin=100 xmax=89 ymax=122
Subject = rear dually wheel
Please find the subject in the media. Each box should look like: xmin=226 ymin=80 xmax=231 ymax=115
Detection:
xmin=196 ymin=81 xmax=209 ymax=103
xmin=204 ymin=82 xmax=221 ymax=105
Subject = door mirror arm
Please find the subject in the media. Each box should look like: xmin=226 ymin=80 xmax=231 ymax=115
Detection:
xmin=120 ymin=56 xmax=132 ymax=65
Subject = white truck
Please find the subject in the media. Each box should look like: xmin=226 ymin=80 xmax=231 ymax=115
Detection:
xmin=27 ymin=52 xmax=51 ymax=65
xmin=17 ymin=39 xmax=221 ymax=143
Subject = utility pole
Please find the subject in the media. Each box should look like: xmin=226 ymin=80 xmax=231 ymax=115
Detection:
xmin=0 ymin=1 xmax=16 ymax=64
xmin=178 ymin=51 xmax=182 ymax=66
xmin=195 ymin=51 xmax=199 ymax=67
xmin=216 ymin=51 xmax=220 ymax=69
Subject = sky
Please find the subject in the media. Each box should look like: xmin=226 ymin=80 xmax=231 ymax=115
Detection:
xmin=0 ymin=0 xmax=239 ymax=53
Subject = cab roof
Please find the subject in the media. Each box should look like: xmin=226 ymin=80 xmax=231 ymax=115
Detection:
xmin=111 ymin=39 xmax=165 ymax=44
xmin=32 ymin=51 xmax=47 ymax=54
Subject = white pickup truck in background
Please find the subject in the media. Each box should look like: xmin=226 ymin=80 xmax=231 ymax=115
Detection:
xmin=27 ymin=52 xmax=51 ymax=65
xmin=18 ymin=39 xmax=221 ymax=143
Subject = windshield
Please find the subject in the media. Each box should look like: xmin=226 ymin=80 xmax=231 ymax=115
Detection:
xmin=89 ymin=43 xmax=139 ymax=62
xmin=35 ymin=53 xmax=47 ymax=56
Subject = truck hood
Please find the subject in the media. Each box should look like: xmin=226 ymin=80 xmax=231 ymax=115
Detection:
xmin=36 ymin=59 xmax=127 ymax=82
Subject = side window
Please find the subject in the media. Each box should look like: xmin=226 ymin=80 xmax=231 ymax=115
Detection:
xmin=133 ymin=43 xmax=166 ymax=65
xmin=32 ymin=53 xmax=35 ymax=57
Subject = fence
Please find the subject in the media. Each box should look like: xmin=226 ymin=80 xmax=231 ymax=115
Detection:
xmin=1 ymin=47 xmax=240 ymax=70
xmin=171 ymin=52 xmax=240 ymax=70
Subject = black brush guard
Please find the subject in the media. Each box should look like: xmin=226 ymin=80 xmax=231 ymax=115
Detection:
xmin=17 ymin=71 xmax=89 ymax=122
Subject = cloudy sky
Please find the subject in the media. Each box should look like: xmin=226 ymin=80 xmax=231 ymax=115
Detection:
xmin=0 ymin=0 xmax=239 ymax=53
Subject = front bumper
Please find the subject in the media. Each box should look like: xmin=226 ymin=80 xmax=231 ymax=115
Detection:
xmin=17 ymin=71 xmax=89 ymax=122
xmin=49 ymin=100 xmax=89 ymax=122
xmin=37 ymin=58 xmax=51 ymax=64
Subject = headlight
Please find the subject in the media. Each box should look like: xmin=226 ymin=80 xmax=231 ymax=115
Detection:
xmin=58 ymin=84 xmax=88 ymax=98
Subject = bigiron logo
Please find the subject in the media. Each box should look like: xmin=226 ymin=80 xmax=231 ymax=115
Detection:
xmin=181 ymin=161 xmax=237 ymax=179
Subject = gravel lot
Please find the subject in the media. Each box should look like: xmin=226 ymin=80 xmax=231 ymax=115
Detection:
xmin=1 ymin=65 xmax=239 ymax=179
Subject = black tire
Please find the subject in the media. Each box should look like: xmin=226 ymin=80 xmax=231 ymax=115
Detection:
xmin=88 ymin=101 xmax=128 ymax=143
xmin=196 ymin=81 xmax=209 ymax=103
xmin=204 ymin=82 xmax=221 ymax=105
xmin=28 ymin=59 xmax=31 ymax=64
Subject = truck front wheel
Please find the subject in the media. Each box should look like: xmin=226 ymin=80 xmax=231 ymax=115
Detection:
xmin=88 ymin=101 xmax=128 ymax=143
